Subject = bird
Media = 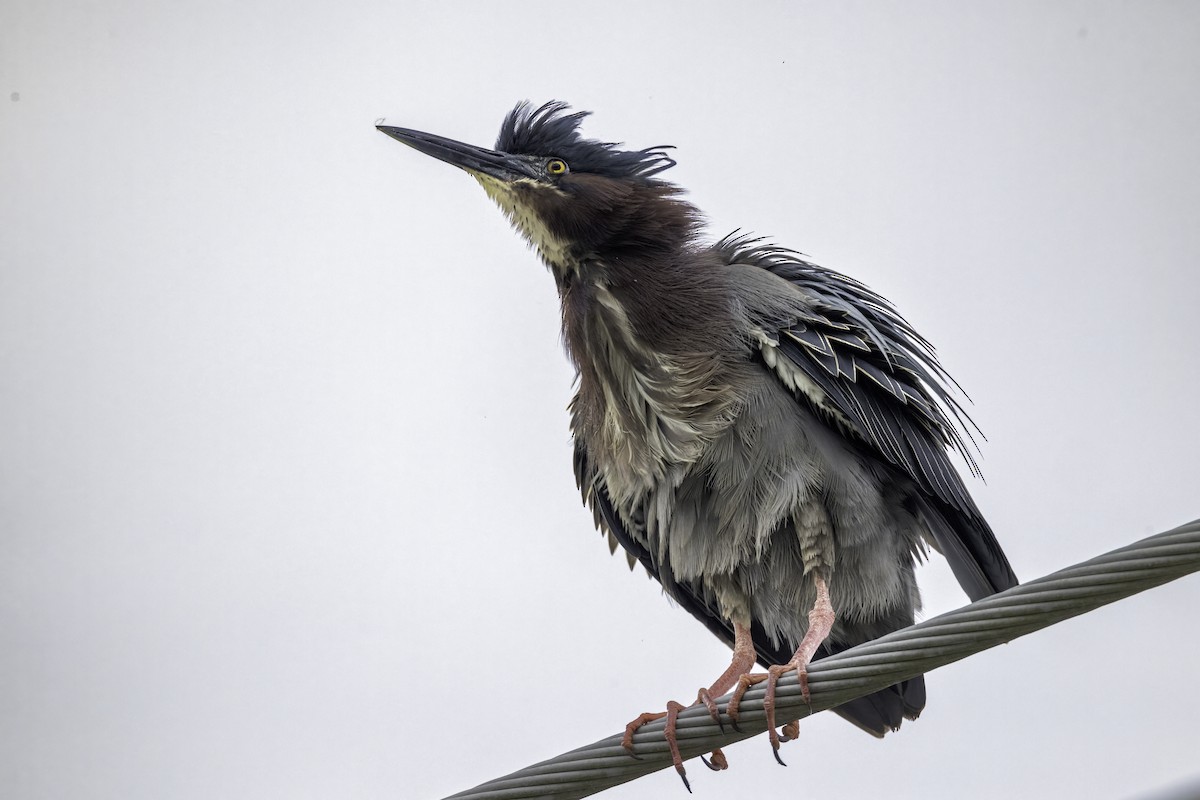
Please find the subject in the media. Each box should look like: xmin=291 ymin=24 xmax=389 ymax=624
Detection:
xmin=377 ymin=101 xmax=1019 ymax=790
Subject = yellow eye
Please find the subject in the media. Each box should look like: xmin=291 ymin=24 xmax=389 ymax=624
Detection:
xmin=546 ymin=158 xmax=568 ymax=175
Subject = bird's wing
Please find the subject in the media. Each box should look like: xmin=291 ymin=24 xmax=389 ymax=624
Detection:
xmin=716 ymin=235 xmax=1018 ymax=599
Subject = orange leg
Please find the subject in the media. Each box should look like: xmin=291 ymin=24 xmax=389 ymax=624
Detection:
xmin=621 ymin=620 xmax=756 ymax=791
xmin=727 ymin=574 xmax=835 ymax=765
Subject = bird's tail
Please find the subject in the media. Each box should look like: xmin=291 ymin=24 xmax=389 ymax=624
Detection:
xmin=827 ymin=675 xmax=926 ymax=737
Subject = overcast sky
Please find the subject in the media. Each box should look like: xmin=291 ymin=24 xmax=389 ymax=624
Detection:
xmin=3 ymin=2 xmax=1199 ymax=799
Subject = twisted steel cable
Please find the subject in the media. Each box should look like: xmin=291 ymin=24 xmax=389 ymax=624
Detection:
xmin=442 ymin=519 xmax=1200 ymax=800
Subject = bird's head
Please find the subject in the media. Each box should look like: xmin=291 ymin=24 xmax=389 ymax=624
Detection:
xmin=378 ymin=101 xmax=696 ymax=272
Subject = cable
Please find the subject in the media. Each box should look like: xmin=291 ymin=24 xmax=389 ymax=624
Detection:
xmin=442 ymin=519 xmax=1200 ymax=800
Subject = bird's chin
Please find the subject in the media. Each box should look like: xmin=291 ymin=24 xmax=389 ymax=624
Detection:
xmin=470 ymin=177 xmax=574 ymax=269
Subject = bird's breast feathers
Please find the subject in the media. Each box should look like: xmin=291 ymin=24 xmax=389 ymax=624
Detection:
xmin=570 ymin=283 xmax=742 ymax=503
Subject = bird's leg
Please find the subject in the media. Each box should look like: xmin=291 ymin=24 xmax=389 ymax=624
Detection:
xmin=696 ymin=620 xmax=757 ymax=727
xmin=621 ymin=620 xmax=756 ymax=790
xmin=727 ymin=574 xmax=835 ymax=765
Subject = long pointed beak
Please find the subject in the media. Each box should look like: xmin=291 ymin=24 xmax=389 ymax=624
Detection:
xmin=376 ymin=124 xmax=534 ymax=181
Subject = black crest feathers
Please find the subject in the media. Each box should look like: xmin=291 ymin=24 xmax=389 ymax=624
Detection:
xmin=496 ymin=101 xmax=676 ymax=180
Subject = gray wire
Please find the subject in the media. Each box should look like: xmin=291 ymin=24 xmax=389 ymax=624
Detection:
xmin=442 ymin=519 xmax=1200 ymax=800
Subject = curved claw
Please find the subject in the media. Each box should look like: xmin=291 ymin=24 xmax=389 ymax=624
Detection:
xmin=764 ymin=665 xmax=792 ymax=767
xmin=675 ymin=765 xmax=692 ymax=793
xmin=701 ymin=748 xmax=729 ymax=771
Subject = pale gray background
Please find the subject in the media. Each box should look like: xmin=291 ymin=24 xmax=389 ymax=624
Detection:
xmin=2 ymin=2 xmax=1198 ymax=799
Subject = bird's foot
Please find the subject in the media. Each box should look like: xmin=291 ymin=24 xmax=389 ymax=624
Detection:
xmin=726 ymin=665 xmax=809 ymax=765
xmin=730 ymin=572 xmax=834 ymax=763
xmin=621 ymin=621 xmax=757 ymax=791
xmin=622 ymin=688 xmax=731 ymax=792
xmin=622 ymin=701 xmax=690 ymax=791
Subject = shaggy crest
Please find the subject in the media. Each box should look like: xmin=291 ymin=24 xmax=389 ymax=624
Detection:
xmin=496 ymin=101 xmax=677 ymax=180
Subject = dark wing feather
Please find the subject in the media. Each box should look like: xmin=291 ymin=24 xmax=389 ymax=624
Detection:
xmin=717 ymin=235 xmax=1018 ymax=599
xmin=574 ymin=443 xmax=921 ymax=736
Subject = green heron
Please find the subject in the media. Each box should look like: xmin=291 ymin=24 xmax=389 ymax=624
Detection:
xmin=378 ymin=101 xmax=1018 ymax=790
